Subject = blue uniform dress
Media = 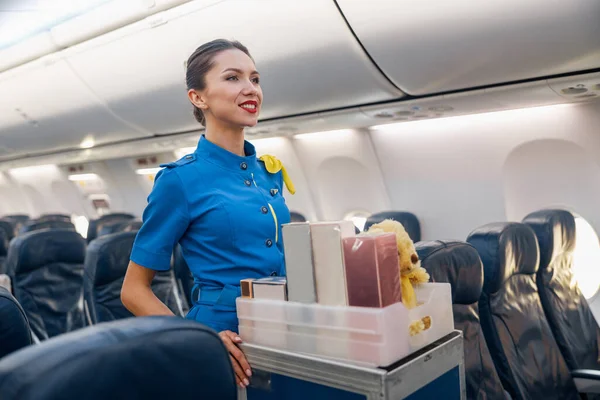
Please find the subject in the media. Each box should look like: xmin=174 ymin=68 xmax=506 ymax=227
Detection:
xmin=130 ymin=134 xmax=291 ymax=332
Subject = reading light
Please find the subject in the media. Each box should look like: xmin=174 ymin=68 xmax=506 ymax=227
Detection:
xmin=68 ymin=173 xmax=99 ymax=181
xmin=572 ymin=217 xmax=600 ymax=299
xmin=80 ymin=136 xmax=95 ymax=149
xmin=135 ymin=167 xmax=162 ymax=175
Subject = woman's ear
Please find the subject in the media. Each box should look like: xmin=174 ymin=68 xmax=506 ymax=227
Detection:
xmin=188 ymin=89 xmax=208 ymax=110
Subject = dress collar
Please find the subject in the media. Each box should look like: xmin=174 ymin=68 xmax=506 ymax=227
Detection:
xmin=194 ymin=134 xmax=258 ymax=172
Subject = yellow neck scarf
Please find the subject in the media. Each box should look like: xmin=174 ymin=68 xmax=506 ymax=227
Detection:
xmin=259 ymin=155 xmax=296 ymax=195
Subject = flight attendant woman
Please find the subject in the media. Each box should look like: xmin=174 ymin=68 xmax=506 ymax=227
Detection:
xmin=121 ymin=39 xmax=293 ymax=389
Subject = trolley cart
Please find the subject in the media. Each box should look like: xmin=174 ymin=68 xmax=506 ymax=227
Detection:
xmin=238 ymin=330 xmax=465 ymax=400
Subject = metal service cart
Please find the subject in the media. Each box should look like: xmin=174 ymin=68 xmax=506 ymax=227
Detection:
xmin=237 ymin=331 xmax=465 ymax=400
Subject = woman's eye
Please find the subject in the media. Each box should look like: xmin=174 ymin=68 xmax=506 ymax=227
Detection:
xmin=252 ymin=77 xmax=260 ymax=84
xmin=226 ymin=76 xmax=238 ymax=81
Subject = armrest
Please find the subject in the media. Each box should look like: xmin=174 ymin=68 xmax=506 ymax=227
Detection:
xmin=572 ymin=369 xmax=600 ymax=394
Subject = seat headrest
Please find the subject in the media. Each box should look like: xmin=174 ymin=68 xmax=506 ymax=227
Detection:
xmin=364 ymin=211 xmax=421 ymax=241
xmin=0 ymin=220 xmax=15 ymax=241
xmin=6 ymin=230 xmax=86 ymax=275
xmin=20 ymin=220 xmax=75 ymax=234
xmin=0 ymin=316 xmax=236 ymax=400
xmin=416 ymin=240 xmax=483 ymax=304
xmin=290 ymin=212 xmax=307 ymax=222
xmin=85 ymin=232 xmax=136 ymax=286
xmin=522 ymin=209 xmax=576 ymax=271
xmin=0 ymin=228 xmax=8 ymax=257
xmin=0 ymin=287 xmax=32 ymax=358
xmin=467 ymin=222 xmax=539 ymax=294
xmin=37 ymin=214 xmax=71 ymax=222
xmin=87 ymin=213 xmax=135 ymax=241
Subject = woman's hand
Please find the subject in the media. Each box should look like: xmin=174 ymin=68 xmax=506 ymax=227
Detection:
xmin=219 ymin=330 xmax=252 ymax=389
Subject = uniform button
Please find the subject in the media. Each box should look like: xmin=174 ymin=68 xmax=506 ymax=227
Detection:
xmin=265 ymin=239 xmax=273 ymax=247
xmin=244 ymin=180 xmax=251 ymax=187
xmin=261 ymin=206 xmax=268 ymax=214
xmin=240 ymin=162 xmax=248 ymax=170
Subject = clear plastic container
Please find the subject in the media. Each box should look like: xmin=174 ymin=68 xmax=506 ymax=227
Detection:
xmin=236 ymin=283 xmax=454 ymax=367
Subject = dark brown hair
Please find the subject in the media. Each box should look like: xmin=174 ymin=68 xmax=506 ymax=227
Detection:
xmin=185 ymin=39 xmax=253 ymax=126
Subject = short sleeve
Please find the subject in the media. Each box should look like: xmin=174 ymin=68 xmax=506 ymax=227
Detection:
xmin=130 ymin=169 xmax=189 ymax=271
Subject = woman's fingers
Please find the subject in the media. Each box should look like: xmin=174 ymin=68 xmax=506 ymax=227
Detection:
xmin=219 ymin=331 xmax=252 ymax=388
xmin=230 ymin=354 xmax=249 ymax=388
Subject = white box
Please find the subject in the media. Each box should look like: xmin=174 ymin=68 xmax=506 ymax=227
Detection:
xmin=236 ymin=283 xmax=454 ymax=367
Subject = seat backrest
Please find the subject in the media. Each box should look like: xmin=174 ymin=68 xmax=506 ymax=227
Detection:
xmin=0 ymin=316 xmax=236 ymax=400
xmin=118 ymin=219 xmax=143 ymax=232
xmin=416 ymin=240 xmax=506 ymax=400
xmin=19 ymin=220 xmax=75 ymax=234
xmin=86 ymin=213 xmax=135 ymax=243
xmin=523 ymin=209 xmax=600 ymax=370
xmin=6 ymin=229 xmax=86 ymax=340
xmin=0 ymin=228 xmax=9 ymax=275
xmin=173 ymin=244 xmax=193 ymax=311
xmin=0 ymin=286 xmax=32 ymax=359
xmin=467 ymin=222 xmax=578 ymax=400
xmin=2 ymin=216 xmax=27 ymax=235
xmin=363 ymin=211 xmax=421 ymax=241
xmin=84 ymin=232 xmax=183 ymax=324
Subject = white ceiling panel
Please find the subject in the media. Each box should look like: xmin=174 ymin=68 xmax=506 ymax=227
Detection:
xmin=63 ymin=0 xmax=402 ymax=134
xmin=337 ymin=0 xmax=600 ymax=95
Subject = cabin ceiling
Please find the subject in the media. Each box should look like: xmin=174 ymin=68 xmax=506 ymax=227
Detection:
xmin=0 ymin=0 xmax=599 ymax=169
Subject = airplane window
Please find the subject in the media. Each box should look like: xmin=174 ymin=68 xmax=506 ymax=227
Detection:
xmin=343 ymin=211 xmax=371 ymax=232
xmin=572 ymin=217 xmax=600 ymax=299
xmin=72 ymin=215 xmax=89 ymax=239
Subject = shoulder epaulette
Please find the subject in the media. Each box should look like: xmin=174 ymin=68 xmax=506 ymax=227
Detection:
xmin=159 ymin=154 xmax=196 ymax=169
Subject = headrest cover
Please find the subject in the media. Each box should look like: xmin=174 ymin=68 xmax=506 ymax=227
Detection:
xmin=87 ymin=213 xmax=135 ymax=241
xmin=416 ymin=240 xmax=483 ymax=304
xmin=364 ymin=211 xmax=421 ymax=241
xmin=522 ymin=209 xmax=576 ymax=271
xmin=37 ymin=214 xmax=71 ymax=222
xmin=0 ymin=317 xmax=236 ymax=400
xmin=85 ymin=232 xmax=136 ymax=286
xmin=20 ymin=220 xmax=74 ymax=234
xmin=6 ymin=230 xmax=86 ymax=275
xmin=467 ymin=222 xmax=539 ymax=294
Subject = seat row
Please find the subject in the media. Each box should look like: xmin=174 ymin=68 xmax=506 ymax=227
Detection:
xmin=417 ymin=209 xmax=600 ymax=399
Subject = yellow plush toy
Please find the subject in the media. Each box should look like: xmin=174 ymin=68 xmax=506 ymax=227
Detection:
xmin=367 ymin=219 xmax=430 ymax=335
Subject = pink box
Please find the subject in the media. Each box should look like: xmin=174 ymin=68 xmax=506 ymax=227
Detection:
xmin=343 ymin=232 xmax=401 ymax=308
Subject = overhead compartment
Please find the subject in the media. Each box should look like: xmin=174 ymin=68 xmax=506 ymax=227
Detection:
xmin=62 ymin=0 xmax=403 ymax=135
xmin=0 ymin=57 xmax=148 ymax=159
xmin=336 ymin=0 xmax=600 ymax=95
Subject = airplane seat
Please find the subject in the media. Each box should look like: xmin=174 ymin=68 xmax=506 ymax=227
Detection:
xmin=467 ymin=222 xmax=580 ymax=400
xmin=523 ymin=209 xmax=600 ymax=371
xmin=363 ymin=211 xmax=421 ymax=241
xmin=37 ymin=214 xmax=71 ymax=222
xmin=3 ymin=215 xmax=29 ymax=224
xmin=415 ymin=240 xmax=508 ymax=400
xmin=87 ymin=213 xmax=135 ymax=243
xmin=0 ymin=229 xmax=9 ymax=275
xmin=0 ymin=316 xmax=237 ymax=400
xmin=290 ymin=211 xmax=307 ymax=222
xmin=6 ymin=229 xmax=86 ymax=340
xmin=173 ymin=243 xmax=193 ymax=312
xmin=84 ymin=232 xmax=183 ymax=324
xmin=0 ymin=286 xmax=32 ymax=359
xmin=2 ymin=216 xmax=27 ymax=235
xmin=118 ymin=219 xmax=143 ymax=232
xmin=19 ymin=220 xmax=75 ymax=234
xmin=0 ymin=220 xmax=16 ymax=242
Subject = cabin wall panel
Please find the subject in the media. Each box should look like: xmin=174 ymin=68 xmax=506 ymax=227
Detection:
xmin=370 ymin=102 xmax=600 ymax=240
